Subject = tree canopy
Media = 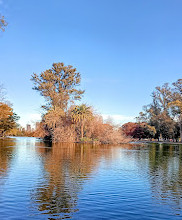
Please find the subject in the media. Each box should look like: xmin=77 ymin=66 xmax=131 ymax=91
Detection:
xmin=31 ymin=62 xmax=84 ymax=111
xmin=0 ymin=102 xmax=19 ymax=136
xmin=134 ymin=79 xmax=182 ymax=141
xmin=71 ymin=104 xmax=93 ymax=139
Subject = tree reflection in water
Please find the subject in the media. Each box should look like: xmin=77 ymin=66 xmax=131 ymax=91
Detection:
xmin=32 ymin=143 xmax=114 ymax=219
xmin=0 ymin=138 xmax=16 ymax=182
xmin=1 ymin=139 xmax=182 ymax=218
xmin=148 ymin=144 xmax=182 ymax=210
xmin=134 ymin=143 xmax=182 ymax=213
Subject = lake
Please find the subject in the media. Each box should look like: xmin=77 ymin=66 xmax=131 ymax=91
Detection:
xmin=0 ymin=137 xmax=182 ymax=219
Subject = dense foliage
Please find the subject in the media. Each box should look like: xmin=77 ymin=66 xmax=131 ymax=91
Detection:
xmin=123 ymin=79 xmax=182 ymax=142
xmin=32 ymin=63 xmax=129 ymax=144
xmin=0 ymin=85 xmax=19 ymax=137
xmin=31 ymin=62 xmax=84 ymax=110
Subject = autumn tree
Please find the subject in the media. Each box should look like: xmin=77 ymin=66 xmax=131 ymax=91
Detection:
xmin=31 ymin=62 xmax=85 ymax=141
xmin=31 ymin=62 xmax=84 ymax=111
xmin=0 ymin=103 xmax=19 ymax=136
xmin=31 ymin=63 xmax=129 ymax=144
xmin=122 ymin=122 xmax=138 ymax=137
xmin=0 ymin=84 xmax=19 ymax=137
xmin=122 ymin=122 xmax=156 ymax=140
xmin=44 ymin=106 xmax=65 ymax=129
xmin=83 ymin=114 xmax=129 ymax=144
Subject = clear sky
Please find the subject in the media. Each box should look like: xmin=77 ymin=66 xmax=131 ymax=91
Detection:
xmin=1 ymin=0 xmax=182 ymax=127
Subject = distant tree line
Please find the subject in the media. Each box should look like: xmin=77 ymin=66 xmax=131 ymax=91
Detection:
xmin=122 ymin=80 xmax=182 ymax=142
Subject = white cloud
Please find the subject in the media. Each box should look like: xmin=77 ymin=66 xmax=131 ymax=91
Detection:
xmin=102 ymin=114 xmax=136 ymax=125
xmin=19 ymin=113 xmax=42 ymax=128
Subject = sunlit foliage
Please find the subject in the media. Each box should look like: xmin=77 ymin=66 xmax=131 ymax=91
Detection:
xmin=31 ymin=62 xmax=130 ymax=144
xmin=132 ymin=78 xmax=182 ymax=142
xmin=71 ymin=104 xmax=93 ymax=139
xmin=0 ymin=103 xmax=19 ymax=136
xmin=31 ymin=62 xmax=84 ymax=111
xmin=0 ymin=84 xmax=19 ymax=137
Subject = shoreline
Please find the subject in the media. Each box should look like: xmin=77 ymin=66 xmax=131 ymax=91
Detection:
xmin=132 ymin=140 xmax=182 ymax=145
xmin=2 ymin=136 xmax=182 ymax=145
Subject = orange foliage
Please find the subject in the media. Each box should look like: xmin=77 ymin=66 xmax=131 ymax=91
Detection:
xmin=0 ymin=102 xmax=13 ymax=120
xmin=122 ymin=122 xmax=138 ymax=136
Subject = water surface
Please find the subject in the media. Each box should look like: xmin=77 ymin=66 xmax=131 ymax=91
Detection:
xmin=0 ymin=137 xmax=182 ymax=219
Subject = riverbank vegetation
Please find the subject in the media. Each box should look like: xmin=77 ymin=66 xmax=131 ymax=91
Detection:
xmin=31 ymin=62 xmax=129 ymax=144
xmin=0 ymin=85 xmax=19 ymax=137
xmin=1 ymin=61 xmax=182 ymax=144
xmin=122 ymin=80 xmax=182 ymax=142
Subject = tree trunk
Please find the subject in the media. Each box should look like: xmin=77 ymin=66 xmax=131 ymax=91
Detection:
xmin=180 ymin=115 xmax=182 ymax=143
xmin=81 ymin=123 xmax=84 ymax=140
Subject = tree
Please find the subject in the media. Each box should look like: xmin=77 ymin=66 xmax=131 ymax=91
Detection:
xmin=44 ymin=106 xmax=65 ymax=129
xmin=122 ymin=122 xmax=138 ymax=137
xmin=31 ymin=62 xmax=84 ymax=111
xmin=167 ymin=79 xmax=182 ymax=141
xmin=122 ymin=122 xmax=156 ymax=140
xmin=71 ymin=104 xmax=93 ymax=139
xmin=137 ymin=83 xmax=175 ymax=141
xmin=153 ymin=83 xmax=172 ymax=112
xmin=0 ymin=103 xmax=19 ymax=136
xmin=168 ymin=100 xmax=182 ymax=141
xmin=0 ymin=102 xmax=12 ymax=120
xmin=0 ymin=15 xmax=7 ymax=32
xmin=144 ymin=124 xmax=156 ymax=139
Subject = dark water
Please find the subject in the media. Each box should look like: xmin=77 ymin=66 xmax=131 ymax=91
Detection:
xmin=0 ymin=138 xmax=182 ymax=219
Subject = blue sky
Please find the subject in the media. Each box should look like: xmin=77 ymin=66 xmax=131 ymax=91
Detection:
xmin=1 ymin=0 xmax=182 ymax=127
